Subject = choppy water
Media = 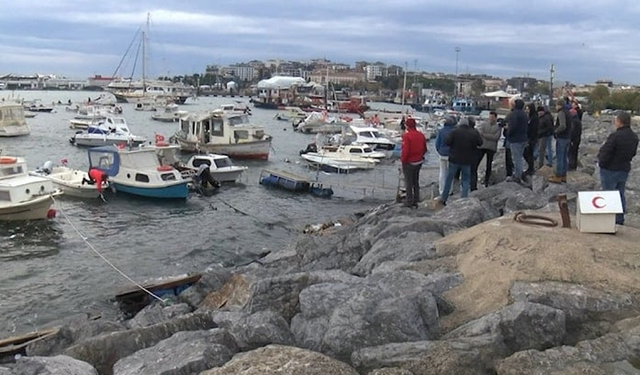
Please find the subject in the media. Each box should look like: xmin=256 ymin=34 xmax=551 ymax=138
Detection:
xmin=0 ymin=91 xmax=438 ymax=336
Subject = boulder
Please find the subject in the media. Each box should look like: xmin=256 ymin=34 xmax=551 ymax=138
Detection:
xmin=430 ymin=198 xmax=501 ymax=235
xmin=8 ymin=355 xmax=97 ymax=375
xmin=210 ymin=310 xmax=294 ymax=351
xmin=470 ymin=182 xmax=529 ymax=213
xmin=127 ymin=303 xmax=193 ymax=329
xmin=367 ymin=369 xmax=414 ymax=375
xmin=291 ymin=270 xmax=440 ymax=360
xmin=444 ymin=302 xmax=566 ymax=353
xmin=177 ymin=267 xmax=233 ymax=308
xmin=353 ymin=231 xmax=441 ymax=276
xmin=113 ymin=329 xmax=237 ymax=375
xmin=65 ymin=311 xmax=217 ymax=375
xmin=503 ymin=188 xmax=548 ymax=213
xmin=510 ymin=281 xmax=639 ymax=343
xmin=200 ymin=344 xmax=359 ymax=375
xmin=351 ymin=341 xmax=436 ymax=373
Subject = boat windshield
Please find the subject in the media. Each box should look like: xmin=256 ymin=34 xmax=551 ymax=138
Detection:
xmin=228 ymin=115 xmax=249 ymax=126
xmin=0 ymin=165 xmax=24 ymax=178
xmin=214 ymin=158 xmax=233 ymax=168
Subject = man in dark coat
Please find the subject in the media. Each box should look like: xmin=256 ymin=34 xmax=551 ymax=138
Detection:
xmin=505 ymin=98 xmax=528 ymax=182
xmin=536 ymin=106 xmax=554 ymax=169
xmin=568 ymin=108 xmax=583 ymax=171
xmin=438 ymin=117 xmax=483 ymax=205
xmin=597 ymin=111 xmax=639 ymax=225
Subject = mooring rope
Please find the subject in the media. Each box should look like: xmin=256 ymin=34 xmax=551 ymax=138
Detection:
xmin=52 ymin=197 xmax=166 ymax=304
xmin=513 ymin=211 xmax=559 ymax=227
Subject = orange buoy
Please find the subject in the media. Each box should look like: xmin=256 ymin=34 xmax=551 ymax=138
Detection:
xmin=156 ymin=141 xmax=169 ymax=147
xmin=0 ymin=156 xmax=18 ymax=164
xmin=157 ymin=165 xmax=173 ymax=172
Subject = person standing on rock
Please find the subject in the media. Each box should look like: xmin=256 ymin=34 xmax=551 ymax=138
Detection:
xmin=568 ymin=108 xmax=583 ymax=171
xmin=435 ymin=115 xmax=456 ymax=195
xmin=400 ymin=117 xmax=427 ymax=208
xmin=549 ymin=99 xmax=572 ymax=183
xmin=438 ymin=117 xmax=483 ymax=205
xmin=505 ymin=99 xmax=528 ymax=183
xmin=476 ymin=111 xmax=501 ymax=187
xmin=597 ymin=111 xmax=639 ymax=225
xmin=536 ymin=105 xmax=554 ymax=169
xmin=524 ymin=103 xmax=539 ymax=177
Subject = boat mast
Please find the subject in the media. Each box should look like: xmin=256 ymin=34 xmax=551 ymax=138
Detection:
xmin=142 ymin=13 xmax=149 ymax=94
xmin=401 ymin=62 xmax=408 ymax=111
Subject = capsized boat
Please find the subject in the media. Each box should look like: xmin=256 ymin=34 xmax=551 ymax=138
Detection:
xmin=30 ymin=160 xmax=108 ymax=199
xmin=259 ymin=168 xmax=333 ymax=198
xmin=87 ymin=145 xmax=190 ymax=199
xmin=0 ymin=155 xmax=62 ymax=221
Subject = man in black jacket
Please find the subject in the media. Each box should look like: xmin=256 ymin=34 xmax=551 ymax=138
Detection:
xmin=597 ymin=111 xmax=639 ymax=225
xmin=568 ymin=108 xmax=583 ymax=171
xmin=536 ymin=106 xmax=554 ymax=169
xmin=439 ymin=117 xmax=483 ymax=205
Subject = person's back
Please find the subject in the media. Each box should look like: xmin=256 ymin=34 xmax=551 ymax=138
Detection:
xmin=435 ymin=117 xmax=456 ymax=157
xmin=506 ymin=100 xmax=528 ymax=143
xmin=447 ymin=119 xmax=483 ymax=166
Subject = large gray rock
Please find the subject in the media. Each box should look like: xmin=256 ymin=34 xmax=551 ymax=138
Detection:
xmin=178 ymin=267 xmax=233 ymax=308
xmin=470 ymin=182 xmax=529 ymax=213
xmin=351 ymin=340 xmax=436 ymax=373
xmin=201 ymin=344 xmax=359 ymax=375
xmin=503 ymin=188 xmax=548 ymax=213
xmin=430 ymin=198 xmax=501 ymax=235
xmin=210 ymin=310 xmax=294 ymax=351
xmin=65 ymin=311 xmax=217 ymax=375
xmin=367 ymin=369 xmax=414 ymax=375
xmin=291 ymin=271 xmax=440 ymax=360
xmin=510 ymin=281 xmax=639 ymax=343
xmin=444 ymin=302 xmax=566 ymax=354
xmin=127 ymin=303 xmax=193 ymax=329
xmin=113 ymin=329 xmax=237 ymax=375
xmin=353 ymin=231 xmax=441 ymax=276
xmin=9 ymin=355 xmax=97 ymax=375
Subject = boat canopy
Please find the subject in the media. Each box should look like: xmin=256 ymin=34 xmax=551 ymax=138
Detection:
xmin=87 ymin=145 xmax=120 ymax=176
xmin=257 ymin=76 xmax=306 ymax=90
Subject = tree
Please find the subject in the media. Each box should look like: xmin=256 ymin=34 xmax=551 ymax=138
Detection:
xmin=588 ymin=85 xmax=610 ymax=111
xmin=471 ymin=78 xmax=486 ymax=98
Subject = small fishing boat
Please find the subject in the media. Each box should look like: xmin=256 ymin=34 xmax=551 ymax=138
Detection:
xmin=0 ymin=155 xmax=62 ymax=220
xmin=115 ymin=273 xmax=202 ymax=316
xmin=259 ymin=168 xmax=333 ymax=198
xmin=151 ymin=103 xmax=188 ymax=122
xmin=294 ymin=111 xmax=351 ymax=134
xmin=70 ymin=116 xmax=146 ymax=147
xmin=87 ymin=144 xmax=190 ymax=199
xmin=30 ymin=160 xmax=108 ymax=199
xmin=0 ymin=102 xmax=30 ymax=137
xmin=185 ymin=153 xmax=248 ymax=183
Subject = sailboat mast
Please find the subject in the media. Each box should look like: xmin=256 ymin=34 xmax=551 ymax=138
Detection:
xmin=142 ymin=13 xmax=149 ymax=90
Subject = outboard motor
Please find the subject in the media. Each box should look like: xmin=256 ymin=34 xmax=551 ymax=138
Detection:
xmin=42 ymin=160 xmax=53 ymax=175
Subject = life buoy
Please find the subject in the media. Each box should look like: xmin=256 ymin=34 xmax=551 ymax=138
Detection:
xmin=157 ymin=165 xmax=173 ymax=172
xmin=0 ymin=156 xmax=17 ymax=164
xmin=156 ymin=141 xmax=169 ymax=147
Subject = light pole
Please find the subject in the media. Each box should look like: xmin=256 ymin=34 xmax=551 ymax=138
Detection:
xmin=549 ymin=63 xmax=555 ymax=105
xmin=454 ymin=47 xmax=461 ymax=97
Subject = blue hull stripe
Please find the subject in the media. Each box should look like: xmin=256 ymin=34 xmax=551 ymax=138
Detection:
xmin=114 ymin=183 xmax=189 ymax=199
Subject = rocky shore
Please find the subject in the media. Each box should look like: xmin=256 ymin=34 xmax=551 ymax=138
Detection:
xmin=2 ymin=114 xmax=640 ymax=375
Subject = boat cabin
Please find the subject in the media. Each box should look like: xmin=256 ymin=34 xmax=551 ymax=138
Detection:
xmin=0 ymin=157 xmax=51 ymax=204
xmin=0 ymin=103 xmax=30 ymax=137
xmin=178 ymin=111 xmax=265 ymax=146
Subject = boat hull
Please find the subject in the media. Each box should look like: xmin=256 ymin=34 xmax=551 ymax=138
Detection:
xmin=71 ymin=136 xmax=146 ymax=148
xmin=0 ymin=125 xmax=31 ymax=137
xmin=211 ymin=169 xmax=246 ymax=183
xmin=30 ymin=168 xmax=106 ymax=199
xmin=0 ymin=194 xmax=57 ymax=221
xmin=176 ymin=137 xmax=271 ymax=160
xmin=113 ymin=181 xmax=189 ymax=199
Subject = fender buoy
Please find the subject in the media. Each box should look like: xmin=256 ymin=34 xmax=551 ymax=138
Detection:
xmin=0 ymin=156 xmax=18 ymax=164
xmin=156 ymin=141 xmax=169 ymax=147
xmin=157 ymin=165 xmax=173 ymax=172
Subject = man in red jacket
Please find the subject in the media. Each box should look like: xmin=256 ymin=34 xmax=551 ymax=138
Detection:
xmin=82 ymin=168 xmax=108 ymax=195
xmin=401 ymin=117 xmax=427 ymax=208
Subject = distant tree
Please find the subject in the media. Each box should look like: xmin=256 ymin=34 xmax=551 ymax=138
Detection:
xmin=588 ymin=85 xmax=611 ymax=111
xmin=471 ymin=78 xmax=486 ymax=98
xmin=530 ymin=81 xmax=551 ymax=96
xmin=607 ymin=91 xmax=640 ymax=112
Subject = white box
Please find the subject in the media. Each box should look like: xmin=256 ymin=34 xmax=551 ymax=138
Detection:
xmin=576 ymin=191 xmax=623 ymax=233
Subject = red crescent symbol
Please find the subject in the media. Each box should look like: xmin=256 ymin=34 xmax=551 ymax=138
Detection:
xmin=592 ymin=196 xmax=606 ymax=209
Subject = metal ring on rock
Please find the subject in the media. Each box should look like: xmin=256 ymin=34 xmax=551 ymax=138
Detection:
xmin=513 ymin=211 xmax=559 ymax=227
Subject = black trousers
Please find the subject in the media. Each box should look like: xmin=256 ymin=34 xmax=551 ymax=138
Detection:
xmin=568 ymin=139 xmax=581 ymax=171
xmin=476 ymin=148 xmax=496 ymax=187
xmin=524 ymin=140 xmax=537 ymax=174
xmin=505 ymin=147 xmax=513 ymax=177
xmin=402 ymin=163 xmax=422 ymax=206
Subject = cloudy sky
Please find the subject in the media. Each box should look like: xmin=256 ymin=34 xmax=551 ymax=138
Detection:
xmin=0 ymin=0 xmax=638 ymax=84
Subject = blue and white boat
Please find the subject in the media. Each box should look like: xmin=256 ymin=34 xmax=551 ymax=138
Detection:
xmin=87 ymin=145 xmax=190 ymax=199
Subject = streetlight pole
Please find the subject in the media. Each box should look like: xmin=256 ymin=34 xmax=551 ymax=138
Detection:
xmin=454 ymin=47 xmax=461 ymax=98
xmin=549 ymin=63 xmax=555 ymax=105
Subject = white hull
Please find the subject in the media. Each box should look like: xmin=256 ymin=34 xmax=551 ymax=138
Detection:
xmin=0 ymin=125 xmax=30 ymax=137
xmin=30 ymin=167 xmax=105 ymax=199
xmin=71 ymin=134 xmax=146 ymax=147
xmin=0 ymin=194 xmax=57 ymax=221
xmin=300 ymin=153 xmax=377 ymax=170
xmin=176 ymin=137 xmax=271 ymax=160
xmin=151 ymin=113 xmax=188 ymax=122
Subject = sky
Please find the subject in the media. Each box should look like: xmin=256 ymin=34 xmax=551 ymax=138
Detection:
xmin=0 ymin=0 xmax=639 ymax=85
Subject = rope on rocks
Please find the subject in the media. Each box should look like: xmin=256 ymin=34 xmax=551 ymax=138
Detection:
xmin=52 ymin=197 xmax=166 ymax=305
xmin=513 ymin=211 xmax=559 ymax=227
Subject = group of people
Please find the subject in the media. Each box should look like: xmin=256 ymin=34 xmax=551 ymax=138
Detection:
xmin=400 ymin=98 xmax=638 ymax=224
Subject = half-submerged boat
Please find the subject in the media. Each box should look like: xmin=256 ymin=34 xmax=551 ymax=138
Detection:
xmin=0 ymin=102 xmax=30 ymax=137
xmin=185 ymin=153 xmax=247 ymax=183
xmin=0 ymin=156 xmax=62 ymax=220
xmin=115 ymin=273 xmax=202 ymax=316
xmin=30 ymin=160 xmax=108 ymax=199
xmin=259 ymin=169 xmax=333 ymax=198
xmin=70 ymin=116 xmax=146 ymax=147
xmin=87 ymin=145 xmax=190 ymax=199
xmin=174 ymin=108 xmax=272 ymax=160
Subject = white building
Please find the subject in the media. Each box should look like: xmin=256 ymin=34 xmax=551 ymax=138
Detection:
xmin=365 ymin=65 xmax=384 ymax=81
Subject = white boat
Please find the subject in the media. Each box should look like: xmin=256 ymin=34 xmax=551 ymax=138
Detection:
xmin=174 ymin=109 xmax=272 ymax=160
xmin=87 ymin=145 xmax=190 ymax=199
xmin=300 ymin=153 xmax=374 ymax=173
xmin=185 ymin=153 xmax=248 ymax=182
xmin=274 ymin=106 xmax=307 ymax=122
xmin=151 ymin=103 xmax=188 ymax=122
xmin=29 ymin=161 xmax=108 ymax=199
xmin=68 ymin=104 xmax=122 ymax=129
xmin=349 ymin=125 xmax=397 ymax=151
xmin=70 ymin=116 xmax=146 ymax=147
xmin=294 ymin=111 xmax=350 ymax=134
xmin=300 ymin=144 xmax=380 ymax=173
xmin=0 ymin=156 xmax=62 ymax=221
xmin=319 ymin=144 xmax=387 ymax=159
xmin=0 ymin=102 xmax=30 ymax=137
xmin=23 ymin=99 xmax=54 ymax=113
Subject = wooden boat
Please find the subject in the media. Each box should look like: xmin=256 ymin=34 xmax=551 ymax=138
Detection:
xmin=0 ymin=327 xmax=59 ymax=361
xmin=115 ymin=273 xmax=202 ymax=315
xmin=259 ymin=168 xmax=333 ymax=198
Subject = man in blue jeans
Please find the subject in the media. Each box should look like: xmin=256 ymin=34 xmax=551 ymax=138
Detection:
xmin=549 ymin=99 xmax=572 ymax=183
xmin=597 ymin=111 xmax=639 ymax=225
xmin=505 ymin=99 xmax=528 ymax=183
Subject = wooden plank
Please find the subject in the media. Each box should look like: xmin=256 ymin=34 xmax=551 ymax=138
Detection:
xmin=0 ymin=328 xmax=59 ymax=355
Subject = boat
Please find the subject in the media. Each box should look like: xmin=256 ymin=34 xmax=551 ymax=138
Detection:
xmin=349 ymin=125 xmax=397 ymax=151
xmin=185 ymin=153 xmax=248 ymax=183
xmin=0 ymin=102 xmax=30 ymax=137
xmin=300 ymin=144 xmax=380 ymax=173
xmin=115 ymin=273 xmax=202 ymax=316
xmin=259 ymin=169 xmax=333 ymax=198
xmin=151 ymin=103 xmax=189 ymax=122
xmin=0 ymin=155 xmax=62 ymax=221
xmin=318 ymin=144 xmax=387 ymax=159
xmin=87 ymin=144 xmax=190 ymax=199
xmin=23 ymin=99 xmax=54 ymax=113
xmin=68 ymin=104 xmax=122 ymax=129
xmin=174 ymin=108 xmax=272 ymax=160
xmin=273 ymin=106 xmax=308 ymax=122
xmin=70 ymin=116 xmax=146 ymax=147
xmin=29 ymin=160 xmax=108 ymax=199
xmin=135 ymin=96 xmax=170 ymax=111
xmin=0 ymin=328 xmax=60 ymax=362
xmin=294 ymin=111 xmax=351 ymax=134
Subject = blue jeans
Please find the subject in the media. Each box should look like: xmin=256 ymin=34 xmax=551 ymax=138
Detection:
xmin=509 ymin=142 xmax=526 ymax=179
xmin=555 ymin=138 xmax=570 ymax=177
xmin=600 ymin=168 xmax=629 ymax=225
xmin=440 ymin=162 xmax=470 ymax=203
xmin=546 ymin=136 xmax=554 ymax=166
